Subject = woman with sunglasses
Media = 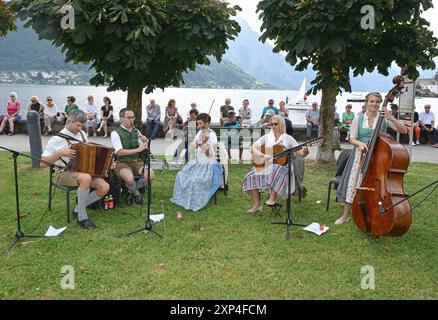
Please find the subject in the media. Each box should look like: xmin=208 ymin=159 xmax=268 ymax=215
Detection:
xmin=242 ymin=115 xmax=309 ymax=213
xmin=0 ymin=92 xmax=21 ymax=136
xmin=43 ymin=96 xmax=58 ymax=135
xmin=97 ymin=96 xmax=114 ymax=138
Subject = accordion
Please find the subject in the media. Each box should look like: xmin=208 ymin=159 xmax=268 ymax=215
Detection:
xmin=69 ymin=143 xmax=114 ymax=178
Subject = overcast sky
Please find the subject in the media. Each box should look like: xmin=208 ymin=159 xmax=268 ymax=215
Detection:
xmin=228 ymin=0 xmax=438 ymax=38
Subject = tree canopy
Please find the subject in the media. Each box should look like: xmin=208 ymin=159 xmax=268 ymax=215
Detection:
xmin=257 ymin=0 xmax=438 ymax=162
xmin=11 ymin=0 xmax=241 ymax=124
xmin=0 ymin=0 xmax=16 ymax=37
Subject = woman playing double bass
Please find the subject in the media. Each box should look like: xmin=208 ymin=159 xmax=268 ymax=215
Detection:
xmin=334 ymin=92 xmax=407 ymax=225
xmin=241 ymin=115 xmax=309 ymax=213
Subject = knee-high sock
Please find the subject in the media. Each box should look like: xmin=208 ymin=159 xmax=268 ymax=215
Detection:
xmin=126 ymin=182 xmax=140 ymax=196
xmin=75 ymin=187 xmax=90 ymax=221
xmin=86 ymin=190 xmax=103 ymax=207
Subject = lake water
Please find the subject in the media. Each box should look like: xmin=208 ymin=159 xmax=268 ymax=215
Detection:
xmin=1 ymin=84 xmax=437 ymax=125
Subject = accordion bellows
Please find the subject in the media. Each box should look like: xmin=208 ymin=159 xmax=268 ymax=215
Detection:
xmin=69 ymin=143 xmax=114 ymax=178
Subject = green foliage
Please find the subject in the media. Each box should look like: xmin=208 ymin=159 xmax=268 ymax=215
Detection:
xmin=257 ymin=0 xmax=438 ymax=93
xmin=0 ymin=0 xmax=16 ymax=37
xmin=0 ymin=20 xmax=274 ymax=89
xmin=0 ymin=153 xmax=437 ymax=299
xmin=11 ymin=0 xmax=241 ymax=93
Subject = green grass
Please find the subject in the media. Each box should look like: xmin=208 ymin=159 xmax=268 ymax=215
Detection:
xmin=0 ymin=152 xmax=437 ymax=299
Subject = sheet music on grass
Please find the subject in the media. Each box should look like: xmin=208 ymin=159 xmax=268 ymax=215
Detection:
xmin=303 ymin=222 xmax=329 ymax=236
xmin=44 ymin=225 xmax=67 ymax=237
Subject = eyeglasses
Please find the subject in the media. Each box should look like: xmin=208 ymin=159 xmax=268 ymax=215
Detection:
xmin=270 ymin=122 xmax=280 ymax=126
xmin=47 ymin=99 xmax=52 ymax=101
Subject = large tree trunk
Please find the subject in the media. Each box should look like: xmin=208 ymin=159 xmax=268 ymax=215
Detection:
xmin=316 ymin=79 xmax=337 ymax=163
xmin=127 ymin=86 xmax=143 ymax=128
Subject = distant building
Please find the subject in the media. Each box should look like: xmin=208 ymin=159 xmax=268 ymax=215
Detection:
xmin=416 ymin=72 xmax=438 ymax=97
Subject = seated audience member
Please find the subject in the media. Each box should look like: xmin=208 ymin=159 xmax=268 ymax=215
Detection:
xmin=305 ymin=102 xmax=320 ymax=139
xmin=419 ymin=104 xmax=438 ymax=147
xmin=146 ymin=99 xmax=162 ymax=140
xmin=0 ymin=92 xmax=22 ymax=136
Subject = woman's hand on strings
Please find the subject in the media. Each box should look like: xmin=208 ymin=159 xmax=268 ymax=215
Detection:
xmin=358 ymin=142 xmax=368 ymax=153
xmin=381 ymin=106 xmax=394 ymax=121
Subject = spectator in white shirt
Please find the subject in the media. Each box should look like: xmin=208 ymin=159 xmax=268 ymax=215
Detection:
xmin=82 ymin=95 xmax=99 ymax=137
xmin=43 ymin=96 xmax=58 ymax=135
xmin=419 ymin=104 xmax=438 ymax=147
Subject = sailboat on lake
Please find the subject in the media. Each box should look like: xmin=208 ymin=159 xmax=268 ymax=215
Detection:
xmin=286 ymin=78 xmax=310 ymax=111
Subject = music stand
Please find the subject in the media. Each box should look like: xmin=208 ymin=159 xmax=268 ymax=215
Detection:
xmin=126 ymin=138 xmax=162 ymax=238
xmin=271 ymin=146 xmax=306 ymax=240
xmin=0 ymin=146 xmax=46 ymax=251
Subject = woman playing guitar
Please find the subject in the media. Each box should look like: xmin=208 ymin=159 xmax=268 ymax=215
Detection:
xmin=334 ymin=90 xmax=407 ymax=225
xmin=241 ymin=115 xmax=309 ymax=213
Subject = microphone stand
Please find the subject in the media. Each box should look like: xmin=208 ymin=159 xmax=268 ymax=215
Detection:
xmin=126 ymin=138 xmax=162 ymax=238
xmin=381 ymin=179 xmax=438 ymax=213
xmin=271 ymin=146 xmax=307 ymax=240
xmin=0 ymin=145 xmax=53 ymax=251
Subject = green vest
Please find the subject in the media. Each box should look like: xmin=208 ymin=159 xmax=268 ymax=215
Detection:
xmin=115 ymin=126 xmax=140 ymax=163
xmin=358 ymin=113 xmax=387 ymax=144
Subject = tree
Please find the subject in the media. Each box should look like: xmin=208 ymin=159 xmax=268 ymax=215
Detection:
xmin=257 ymin=0 xmax=438 ymax=162
xmin=0 ymin=0 xmax=16 ymax=37
xmin=11 ymin=0 xmax=240 ymax=126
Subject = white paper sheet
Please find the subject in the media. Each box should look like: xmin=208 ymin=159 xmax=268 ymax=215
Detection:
xmin=44 ymin=225 xmax=67 ymax=237
xmin=303 ymin=222 xmax=329 ymax=236
xmin=150 ymin=214 xmax=165 ymax=223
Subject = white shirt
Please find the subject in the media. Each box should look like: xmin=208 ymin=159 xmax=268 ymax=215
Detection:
xmin=419 ymin=111 xmax=435 ymax=125
xmin=42 ymin=128 xmax=88 ymax=167
xmin=83 ymin=103 xmax=98 ymax=115
xmin=254 ymin=132 xmax=298 ymax=150
xmin=110 ymin=125 xmax=143 ymax=155
xmin=44 ymin=104 xmax=58 ymax=117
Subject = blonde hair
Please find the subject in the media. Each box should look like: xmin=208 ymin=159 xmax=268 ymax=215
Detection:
xmin=365 ymin=92 xmax=383 ymax=104
xmin=271 ymin=115 xmax=286 ymax=134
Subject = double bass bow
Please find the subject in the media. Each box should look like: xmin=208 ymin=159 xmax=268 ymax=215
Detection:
xmin=352 ymin=76 xmax=412 ymax=237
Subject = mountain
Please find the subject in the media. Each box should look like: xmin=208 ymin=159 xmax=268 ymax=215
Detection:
xmin=182 ymin=58 xmax=277 ymax=89
xmin=225 ymin=18 xmax=437 ymax=92
xmin=0 ymin=20 xmax=276 ymax=89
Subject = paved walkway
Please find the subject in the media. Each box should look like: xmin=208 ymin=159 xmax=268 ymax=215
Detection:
xmin=1 ymin=134 xmax=437 ymax=164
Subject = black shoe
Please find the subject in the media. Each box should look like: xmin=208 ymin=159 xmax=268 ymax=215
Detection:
xmin=78 ymin=218 xmax=96 ymax=229
xmin=126 ymin=193 xmax=134 ymax=205
xmin=134 ymin=194 xmax=144 ymax=205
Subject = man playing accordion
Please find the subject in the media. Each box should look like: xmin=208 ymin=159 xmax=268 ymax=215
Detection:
xmin=40 ymin=110 xmax=110 ymax=229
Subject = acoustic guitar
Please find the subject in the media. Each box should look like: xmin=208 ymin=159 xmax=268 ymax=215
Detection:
xmin=252 ymin=136 xmax=323 ymax=170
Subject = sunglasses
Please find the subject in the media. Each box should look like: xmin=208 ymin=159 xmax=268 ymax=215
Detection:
xmin=47 ymin=99 xmax=52 ymax=101
xmin=270 ymin=122 xmax=280 ymax=126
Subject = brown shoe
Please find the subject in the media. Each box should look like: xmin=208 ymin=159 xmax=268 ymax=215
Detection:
xmin=432 ymin=144 xmax=438 ymax=148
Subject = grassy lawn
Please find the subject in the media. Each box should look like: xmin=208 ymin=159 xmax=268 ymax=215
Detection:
xmin=0 ymin=152 xmax=437 ymax=300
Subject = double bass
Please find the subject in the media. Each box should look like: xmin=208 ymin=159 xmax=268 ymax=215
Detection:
xmin=352 ymin=76 xmax=412 ymax=237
